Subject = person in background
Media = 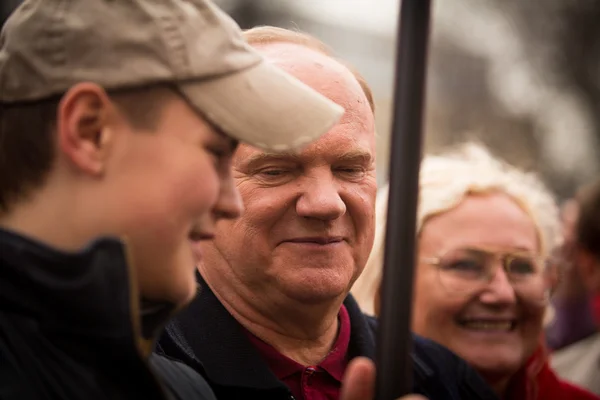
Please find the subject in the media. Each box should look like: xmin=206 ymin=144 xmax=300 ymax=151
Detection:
xmin=545 ymin=195 xmax=598 ymax=351
xmin=158 ymin=27 xmax=499 ymax=400
xmin=551 ymin=179 xmax=600 ymax=395
xmin=352 ymin=142 xmax=599 ymax=400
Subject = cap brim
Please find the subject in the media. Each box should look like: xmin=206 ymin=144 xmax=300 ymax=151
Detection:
xmin=179 ymin=61 xmax=344 ymax=152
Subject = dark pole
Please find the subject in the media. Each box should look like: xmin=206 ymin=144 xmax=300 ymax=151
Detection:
xmin=375 ymin=0 xmax=432 ymax=399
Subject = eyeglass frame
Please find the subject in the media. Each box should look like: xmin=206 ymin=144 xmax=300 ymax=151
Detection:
xmin=420 ymin=246 xmax=554 ymax=296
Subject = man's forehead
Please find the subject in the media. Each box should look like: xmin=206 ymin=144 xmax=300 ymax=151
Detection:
xmin=240 ymin=41 xmax=376 ymax=167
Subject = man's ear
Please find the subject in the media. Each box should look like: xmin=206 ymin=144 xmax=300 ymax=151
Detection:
xmin=56 ymin=83 xmax=116 ymax=176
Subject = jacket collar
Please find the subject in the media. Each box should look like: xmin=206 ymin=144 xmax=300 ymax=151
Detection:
xmin=0 ymin=227 xmax=174 ymax=358
xmin=162 ymin=271 xmax=376 ymax=390
xmin=506 ymin=345 xmax=552 ymax=400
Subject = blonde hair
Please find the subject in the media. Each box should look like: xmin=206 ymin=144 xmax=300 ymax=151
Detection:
xmin=242 ymin=26 xmax=375 ymax=113
xmin=352 ymin=142 xmax=561 ymax=315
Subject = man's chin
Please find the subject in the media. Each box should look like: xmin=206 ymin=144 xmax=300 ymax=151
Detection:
xmin=281 ymin=279 xmax=349 ymax=305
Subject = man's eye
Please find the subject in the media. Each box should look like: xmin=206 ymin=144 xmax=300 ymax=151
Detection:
xmin=259 ymin=169 xmax=286 ymax=177
xmin=335 ymin=166 xmax=366 ymax=178
xmin=338 ymin=167 xmax=362 ymax=173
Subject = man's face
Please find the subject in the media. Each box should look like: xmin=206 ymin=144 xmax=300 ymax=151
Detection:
xmin=96 ymin=92 xmax=241 ymax=306
xmin=198 ymin=43 xmax=377 ymax=304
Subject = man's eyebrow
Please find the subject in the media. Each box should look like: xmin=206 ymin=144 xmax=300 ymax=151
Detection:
xmin=243 ymin=152 xmax=301 ymax=170
xmin=336 ymin=150 xmax=374 ymax=165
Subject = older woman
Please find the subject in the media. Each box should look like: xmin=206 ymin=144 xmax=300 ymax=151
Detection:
xmin=352 ymin=143 xmax=598 ymax=400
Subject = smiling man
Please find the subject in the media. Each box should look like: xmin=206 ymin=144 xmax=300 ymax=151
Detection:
xmin=158 ymin=26 xmax=499 ymax=400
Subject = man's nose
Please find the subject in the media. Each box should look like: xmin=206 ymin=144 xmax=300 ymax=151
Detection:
xmin=295 ymin=173 xmax=346 ymax=221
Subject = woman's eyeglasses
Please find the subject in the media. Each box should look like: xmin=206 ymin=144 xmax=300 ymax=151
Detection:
xmin=421 ymin=247 xmax=551 ymax=299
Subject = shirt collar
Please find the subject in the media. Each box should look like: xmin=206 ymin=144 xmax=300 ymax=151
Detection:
xmin=244 ymin=304 xmax=351 ymax=382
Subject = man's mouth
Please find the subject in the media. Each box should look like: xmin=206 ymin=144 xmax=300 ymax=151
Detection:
xmin=284 ymin=236 xmax=344 ymax=245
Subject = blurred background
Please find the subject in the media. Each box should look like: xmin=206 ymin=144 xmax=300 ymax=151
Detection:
xmin=2 ymin=0 xmax=599 ymax=199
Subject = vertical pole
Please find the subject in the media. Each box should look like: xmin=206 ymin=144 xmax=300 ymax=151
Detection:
xmin=375 ymin=0 xmax=432 ymax=399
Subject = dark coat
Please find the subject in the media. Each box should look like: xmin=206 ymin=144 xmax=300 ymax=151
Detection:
xmin=0 ymin=229 xmax=216 ymax=400
xmin=157 ymin=273 xmax=499 ymax=400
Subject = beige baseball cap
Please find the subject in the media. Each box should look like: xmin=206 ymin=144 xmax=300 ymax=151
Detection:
xmin=0 ymin=0 xmax=344 ymax=151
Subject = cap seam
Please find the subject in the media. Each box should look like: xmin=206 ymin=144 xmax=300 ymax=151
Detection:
xmin=41 ymin=0 xmax=69 ymax=72
xmin=151 ymin=1 xmax=190 ymax=78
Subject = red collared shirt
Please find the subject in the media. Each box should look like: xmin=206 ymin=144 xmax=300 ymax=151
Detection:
xmin=246 ymin=305 xmax=351 ymax=400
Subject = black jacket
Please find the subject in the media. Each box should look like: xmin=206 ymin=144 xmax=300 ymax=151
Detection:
xmin=0 ymin=228 xmax=215 ymax=400
xmin=157 ymin=273 xmax=499 ymax=400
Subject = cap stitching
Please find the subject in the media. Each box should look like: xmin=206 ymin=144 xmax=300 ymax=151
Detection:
xmin=39 ymin=0 xmax=69 ymax=68
xmin=154 ymin=4 xmax=190 ymax=78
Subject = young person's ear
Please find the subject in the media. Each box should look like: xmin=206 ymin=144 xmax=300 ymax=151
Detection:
xmin=56 ymin=82 xmax=116 ymax=176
